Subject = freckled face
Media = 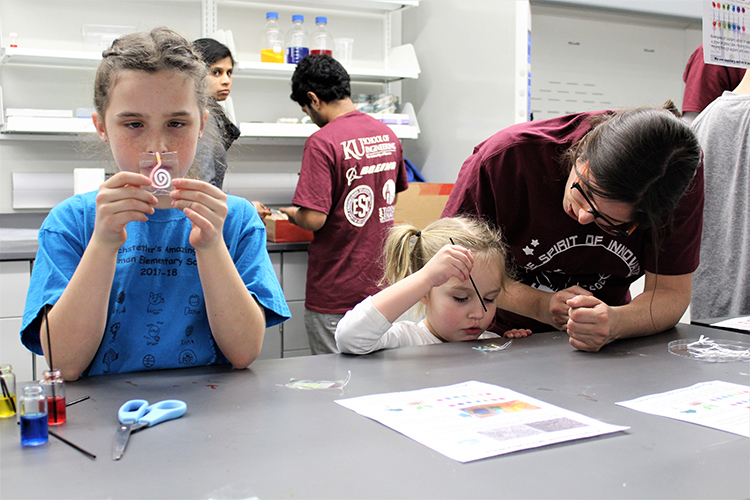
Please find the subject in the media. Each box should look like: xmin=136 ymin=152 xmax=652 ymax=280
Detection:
xmin=96 ymin=70 xmax=205 ymax=180
xmin=423 ymin=257 xmax=501 ymax=342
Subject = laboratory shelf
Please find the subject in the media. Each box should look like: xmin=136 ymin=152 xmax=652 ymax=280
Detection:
xmin=1 ymin=104 xmax=420 ymax=140
xmin=220 ymin=0 xmax=418 ymax=13
xmin=0 ymin=44 xmax=420 ymax=82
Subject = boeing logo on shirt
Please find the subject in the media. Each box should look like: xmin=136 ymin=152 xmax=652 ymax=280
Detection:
xmin=345 ymin=161 xmax=399 ymax=186
xmin=341 ymin=134 xmax=397 ymax=161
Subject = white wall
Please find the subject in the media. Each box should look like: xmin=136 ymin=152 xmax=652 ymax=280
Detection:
xmin=530 ymin=4 xmax=702 ymax=120
xmin=401 ymin=1 xmax=528 ymax=183
xmin=401 ymin=0 xmax=702 ymax=185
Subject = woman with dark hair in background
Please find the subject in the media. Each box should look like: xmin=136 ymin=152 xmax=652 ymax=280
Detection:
xmin=443 ymin=103 xmax=703 ymax=352
xmin=193 ymin=38 xmax=270 ymax=219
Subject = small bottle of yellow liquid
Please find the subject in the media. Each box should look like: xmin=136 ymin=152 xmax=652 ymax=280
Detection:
xmin=261 ymin=12 xmax=284 ymax=63
xmin=0 ymin=364 xmax=17 ymax=418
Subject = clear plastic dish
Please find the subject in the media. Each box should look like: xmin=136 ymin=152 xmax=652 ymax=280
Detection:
xmin=668 ymin=336 xmax=750 ymax=363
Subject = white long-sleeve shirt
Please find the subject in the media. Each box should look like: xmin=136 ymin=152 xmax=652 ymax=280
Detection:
xmin=335 ymin=296 xmax=500 ymax=355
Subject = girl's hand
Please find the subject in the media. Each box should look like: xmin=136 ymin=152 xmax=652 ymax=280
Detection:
xmin=565 ymin=294 xmax=613 ymax=352
xmin=419 ymin=244 xmax=475 ymax=288
xmin=545 ymin=285 xmax=593 ymax=330
xmin=170 ymin=178 xmax=228 ymax=250
xmin=503 ymin=328 xmax=532 ymax=338
xmin=93 ymin=171 xmax=157 ymax=249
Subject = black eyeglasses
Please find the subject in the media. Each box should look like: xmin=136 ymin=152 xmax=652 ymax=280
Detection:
xmin=570 ymin=165 xmax=638 ymax=238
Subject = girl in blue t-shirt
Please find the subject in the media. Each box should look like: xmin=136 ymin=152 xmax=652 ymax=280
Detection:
xmin=21 ymin=28 xmax=289 ymax=379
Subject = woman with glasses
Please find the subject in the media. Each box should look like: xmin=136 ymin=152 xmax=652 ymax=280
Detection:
xmin=442 ymin=103 xmax=703 ymax=352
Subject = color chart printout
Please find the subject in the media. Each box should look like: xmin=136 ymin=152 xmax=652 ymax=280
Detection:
xmin=703 ymin=0 xmax=750 ymax=68
xmin=336 ymin=381 xmax=629 ymax=463
xmin=617 ymin=380 xmax=749 ymax=438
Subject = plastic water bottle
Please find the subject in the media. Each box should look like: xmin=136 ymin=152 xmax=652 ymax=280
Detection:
xmin=310 ymin=17 xmax=334 ymax=56
xmin=260 ymin=12 xmax=284 ymax=63
xmin=285 ymin=15 xmax=309 ymax=64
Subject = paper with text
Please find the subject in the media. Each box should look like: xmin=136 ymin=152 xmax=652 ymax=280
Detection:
xmin=336 ymin=381 xmax=628 ymax=463
xmin=616 ymin=380 xmax=749 ymax=438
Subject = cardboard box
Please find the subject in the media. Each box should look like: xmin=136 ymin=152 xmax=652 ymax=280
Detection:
xmin=394 ymin=183 xmax=454 ymax=230
xmin=264 ymin=212 xmax=314 ymax=243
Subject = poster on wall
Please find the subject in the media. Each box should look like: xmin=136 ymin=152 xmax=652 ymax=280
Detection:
xmin=703 ymin=0 xmax=750 ymax=68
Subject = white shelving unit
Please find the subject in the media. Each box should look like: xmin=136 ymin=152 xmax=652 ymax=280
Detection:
xmin=0 ymin=0 xmax=421 ymax=140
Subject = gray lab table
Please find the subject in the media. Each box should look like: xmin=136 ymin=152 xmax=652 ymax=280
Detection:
xmin=1 ymin=324 xmax=748 ymax=499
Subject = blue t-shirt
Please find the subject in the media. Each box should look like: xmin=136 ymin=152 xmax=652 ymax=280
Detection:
xmin=21 ymin=191 xmax=290 ymax=376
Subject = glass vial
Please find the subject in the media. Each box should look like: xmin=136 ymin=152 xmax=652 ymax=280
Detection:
xmin=0 ymin=364 xmax=17 ymax=418
xmin=40 ymin=369 xmax=66 ymax=425
xmin=20 ymin=384 xmax=48 ymax=446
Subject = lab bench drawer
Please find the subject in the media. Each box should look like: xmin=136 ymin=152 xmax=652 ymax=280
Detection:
xmin=0 ymin=261 xmax=32 ymax=318
xmin=282 ymin=300 xmax=310 ymax=354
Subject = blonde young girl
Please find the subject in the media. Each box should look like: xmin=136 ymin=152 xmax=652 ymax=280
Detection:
xmin=335 ymin=217 xmax=531 ymax=355
xmin=20 ymin=28 xmax=290 ymax=380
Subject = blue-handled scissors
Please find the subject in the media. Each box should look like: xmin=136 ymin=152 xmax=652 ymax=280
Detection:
xmin=112 ymin=399 xmax=187 ymax=460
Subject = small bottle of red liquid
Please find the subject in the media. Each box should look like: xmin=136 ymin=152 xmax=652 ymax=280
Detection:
xmin=310 ymin=17 xmax=334 ymax=56
xmin=40 ymin=369 xmax=66 ymax=425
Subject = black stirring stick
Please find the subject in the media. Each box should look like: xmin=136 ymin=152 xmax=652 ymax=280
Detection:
xmin=43 ymin=305 xmax=58 ymax=423
xmin=449 ymin=238 xmax=488 ymax=313
xmin=1 ymin=377 xmax=16 ymax=413
xmin=49 ymin=431 xmax=97 ymax=460
xmin=66 ymin=396 xmax=90 ymax=407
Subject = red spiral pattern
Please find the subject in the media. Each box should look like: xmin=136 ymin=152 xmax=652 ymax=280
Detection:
xmin=150 ymin=168 xmax=172 ymax=189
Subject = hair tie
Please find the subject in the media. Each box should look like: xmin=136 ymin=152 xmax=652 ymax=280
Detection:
xmin=415 ymin=230 xmax=421 ymax=238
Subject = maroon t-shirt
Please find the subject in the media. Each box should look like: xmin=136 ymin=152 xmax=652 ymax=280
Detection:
xmin=443 ymin=112 xmax=704 ymax=332
xmin=293 ymin=110 xmax=408 ymax=314
xmin=683 ymin=45 xmax=745 ymax=114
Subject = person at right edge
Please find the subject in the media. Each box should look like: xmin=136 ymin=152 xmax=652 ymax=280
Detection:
xmin=281 ymin=54 xmax=409 ymax=354
xmin=681 ymin=45 xmax=745 ymax=124
xmin=690 ymin=70 xmax=750 ymax=320
xmin=443 ymin=102 xmax=704 ymax=352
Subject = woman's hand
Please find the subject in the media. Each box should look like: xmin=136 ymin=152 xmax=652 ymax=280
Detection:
xmin=93 ymin=171 xmax=157 ymax=249
xmin=565 ymin=294 xmax=614 ymax=352
xmin=504 ymin=328 xmax=532 ymax=338
xmin=419 ymin=244 xmax=475 ymax=288
xmin=170 ymin=178 xmax=228 ymax=250
xmin=545 ymin=285 xmax=593 ymax=331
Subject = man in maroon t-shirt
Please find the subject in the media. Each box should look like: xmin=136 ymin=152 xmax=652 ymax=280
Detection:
xmin=443 ymin=108 xmax=703 ymax=352
xmin=281 ymin=55 xmax=408 ymax=354
xmin=682 ymin=45 xmax=745 ymax=123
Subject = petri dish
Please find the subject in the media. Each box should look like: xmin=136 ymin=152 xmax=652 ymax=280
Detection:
xmin=668 ymin=338 xmax=750 ymax=362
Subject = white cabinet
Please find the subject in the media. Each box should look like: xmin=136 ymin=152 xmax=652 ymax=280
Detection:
xmin=257 ymin=249 xmax=311 ymax=359
xmin=279 ymin=251 xmax=310 ymax=357
xmin=0 ymin=260 xmax=35 ymax=382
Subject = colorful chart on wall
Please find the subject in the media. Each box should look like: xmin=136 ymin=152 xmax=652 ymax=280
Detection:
xmin=617 ymin=380 xmax=749 ymax=437
xmin=335 ymin=380 xmax=628 ymax=463
xmin=703 ymin=0 xmax=750 ymax=68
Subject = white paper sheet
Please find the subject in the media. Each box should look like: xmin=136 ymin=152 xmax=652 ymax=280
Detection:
xmin=336 ymin=381 xmax=628 ymax=463
xmin=712 ymin=315 xmax=750 ymax=332
xmin=616 ymin=380 xmax=749 ymax=438
xmin=702 ymin=0 xmax=750 ymax=69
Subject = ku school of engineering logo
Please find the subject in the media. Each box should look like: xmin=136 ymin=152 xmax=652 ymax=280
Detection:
xmin=342 ymin=133 xmax=399 ymax=227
